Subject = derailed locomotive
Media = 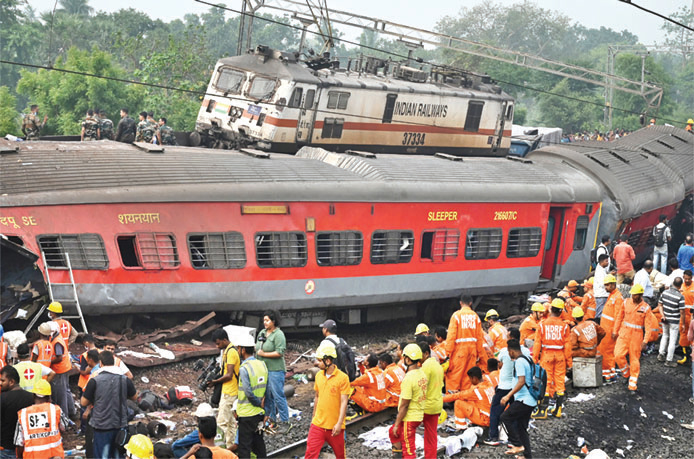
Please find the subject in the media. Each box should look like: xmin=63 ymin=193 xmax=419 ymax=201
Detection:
xmin=192 ymin=46 xmax=514 ymax=156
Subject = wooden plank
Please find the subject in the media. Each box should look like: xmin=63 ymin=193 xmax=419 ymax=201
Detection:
xmin=117 ymin=344 xmax=219 ymax=368
xmin=198 ymin=323 xmax=222 ymax=337
xmin=165 ymin=312 xmax=216 ymax=340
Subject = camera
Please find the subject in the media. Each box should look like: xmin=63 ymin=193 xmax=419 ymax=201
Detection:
xmin=195 ymin=357 xmax=220 ymax=392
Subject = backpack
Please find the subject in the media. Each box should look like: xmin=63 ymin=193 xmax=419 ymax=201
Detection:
xmin=514 ymin=355 xmax=547 ymax=402
xmin=164 ymin=386 xmax=194 ymax=406
xmin=326 ymin=336 xmax=357 ymax=381
xmin=654 ymin=225 xmax=666 ymax=247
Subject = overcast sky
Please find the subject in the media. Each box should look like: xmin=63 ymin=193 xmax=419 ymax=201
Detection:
xmin=30 ymin=0 xmax=686 ymax=45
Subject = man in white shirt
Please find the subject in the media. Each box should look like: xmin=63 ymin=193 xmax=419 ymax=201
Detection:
xmin=665 ymin=258 xmax=685 ymax=289
xmin=633 ymin=260 xmax=655 ymax=307
xmin=653 ymin=215 xmax=672 ymax=274
xmin=593 ymin=254 xmax=610 ymax=319
xmin=596 ymin=235 xmax=612 ymax=271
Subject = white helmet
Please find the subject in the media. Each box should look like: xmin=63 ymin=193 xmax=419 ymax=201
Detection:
xmin=236 ymin=329 xmax=256 ymax=347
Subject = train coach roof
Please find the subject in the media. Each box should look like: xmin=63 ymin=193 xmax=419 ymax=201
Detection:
xmin=0 ymin=140 xmax=599 ymax=207
xmin=526 ymin=126 xmax=694 ymax=219
xmin=217 ymin=54 xmax=321 ymax=84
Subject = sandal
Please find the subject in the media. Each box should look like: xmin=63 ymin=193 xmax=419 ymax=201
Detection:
xmin=505 ymin=446 xmax=525 ymax=455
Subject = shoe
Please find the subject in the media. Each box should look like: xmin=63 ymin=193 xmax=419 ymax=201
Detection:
xmin=688 ymin=397 xmax=694 ymax=405
xmin=658 ymin=354 xmax=666 ymax=362
xmin=277 ymin=421 xmax=293 ymax=434
xmin=665 ymin=360 xmax=678 ymax=368
xmin=484 ymin=438 xmax=502 ymax=446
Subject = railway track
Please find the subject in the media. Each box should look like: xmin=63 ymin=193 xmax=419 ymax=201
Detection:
xmin=267 ymin=408 xmax=396 ymax=458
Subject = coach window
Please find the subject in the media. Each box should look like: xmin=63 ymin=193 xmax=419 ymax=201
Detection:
xmin=37 ymin=234 xmax=108 ymax=269
xmin=545 ymin=216 xmax=555 ymax=250
xmin=463 ymin=101 xmax=484 ymax=132
xmin=6 ymin=235 xmax=24 ymax=246
xmin=421 ymin=229 xmax=459 ymax=262
xmin=371 ymin=230 xmax=414 ymax=264
xmin=627 ymin=231 xmax=641 ymax=248
xmin=465 ymin=228 xmax=502 ymax=260
xmin=316 ymin=231 xmax=363 ymax=266
xmin=304 ymin=89 xmax=316 ymax=110
xmin=321 ymin=118 xmax=344 ymax=139
xmin=288 ymin=87 xmax=303 ymax=108
xmin=255 ymin=232 xmax=307 ymax=268
xmin=247 ymin=76 xmax=277 ymax=100
xmin=215 ymin=68 xmax=245 ymax=94
xmin=117 ymin=233 xmax=180 ymax=270
xmin=327 ymin=91 xmax=350 ymax=110
xmin=573 ymin=216 xmax=589 ymax=251
xmin=382 ymin=94 xmax=398 ymax=123
xmin=188 ymin=232 xmax=246 ymax=269
xmin=507 ymin=227 xmax=542 ymax=258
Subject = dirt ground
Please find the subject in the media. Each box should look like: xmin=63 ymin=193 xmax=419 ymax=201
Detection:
xmin=63 ymin=321 xmax=694 ymax=458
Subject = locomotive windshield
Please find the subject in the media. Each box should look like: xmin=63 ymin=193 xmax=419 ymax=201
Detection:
xmin=215 ymin=68 xmax=245 ymax=93
xmin=247 ymin=76 xmax=277 ymax=100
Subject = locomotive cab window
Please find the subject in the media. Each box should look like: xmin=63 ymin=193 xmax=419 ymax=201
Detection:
xmin=37 ymin=234 xmax=108 ymax=269
xmin=421 ymin=229 xmax=459 ymax=262
xmin=215 ymin=68 xmax=245 ymax=94
xmin=463 ymin=101 xmax=484 ymax=132
xmin=465 ymin=228 xmax=502 ymax=260
xmin=255 ymin=232 xmax=307 ymax=268
xmin=507 ymin=227 xmax=542 ymax=258
xmin=316 ymin=231 xmax=363 ymax=266
xmin=321 ymin=118 xmax=344 ymax=139
xmin=247 ymin=76 xmax=277 ymax=100
xmin=188 ymin=232 xmax=246 ymax=269
xmin=304 ymin=89 xmax=316 ymax=110
xmin=505 ymin=104 xmax=514 ymax=121
xmin=327 ymin=91 xmax=350 ymax=110
xmin=371 ymin=230 xmax=414 ymax=264
xmin=573 ymin=216 xmax=589 ymax=250
xmin=288 ymin=87 xmax=303 ymax=108
xmin=117 ymin=233 xmax=180 ymax=270
xmin=382 ymin=94 xmax=398 ymax=123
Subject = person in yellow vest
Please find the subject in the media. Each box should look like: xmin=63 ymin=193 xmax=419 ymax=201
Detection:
xmin=45 ymin=322 xmax=76 ymax=420
xmin=31 ymin=323 xmax=54 ymax=368
xmin=14 ymin=343 xmax=55 ymax=392
xmin=15 ymin=379 xmax=65 ymax=459
xmin=236 ymin=329 xmax=268 ymax=459
xmin=0 ymin=325 xmax=8 ymax=369
xmin=485 ymin=309 xmax=508 ymax=355
xmin=47 ymin=302 xmax=78 ymax=345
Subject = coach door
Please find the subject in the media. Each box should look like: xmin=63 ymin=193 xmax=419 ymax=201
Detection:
xmin=296 ymin=87 xmax=317 ymax=144
xmin=541 ymin=207 xmax=566 ymax=280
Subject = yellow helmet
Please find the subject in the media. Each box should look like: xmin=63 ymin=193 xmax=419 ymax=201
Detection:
xmin=415 ymin=323 xmax=429 ymax=335
xmin=687 ymin=119 xmax=694 ymax=124
xmin=316 ymin=342 xmax=337 ymax=359
xmin=402 ymin=343 xmax=423 ymax=361
xmin=604 ymin=274 xmax=617 ymax=284
xmin=125 ymin=434 xmax=154 ymax=459
xmin=47 ymin=301 xmax=63 ymax=314
xmin=550 ymin=298 xmax=565 ymax=310
xmin=583 ymin=277 xmax=594 ymax=286
xmin=630 ymin=284 xmax=644 ymax=295
xmin=572 ymin=307 xmax=585 ymax=319
xmin=33 ymin=379 xmax=52 ymax=397
xmin=484 ymin=309 xmax=499 ymax=321
xmin=531 ymin=302 xmax=545 ymax=312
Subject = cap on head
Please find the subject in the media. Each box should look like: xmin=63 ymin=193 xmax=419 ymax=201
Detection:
xmin=316 ymin=342 xmax=337 ymax=359
xmin=33 ymin=379 xmax=52 ymax=396
xmin=630 ymin=284 xmax=644 ymax=295
xmin=38 ymin=322 xmax=53 ymax=336
xmin=484 ymin=309 xmax=499 ymax=321
xmin=194 ymin=403 xmax=215 ymax=418
xmin=319 ymin=319 xmax=336 ymax=330
xmin=531 ymin=302 xmax=545 ymax=312
xmin=572 ymin=307 xmax=585 ymax=319
xmin=550 ymin=298 xmax=565 ymax=310
xmin=415 ymin=323 xmax=429 ymax=335
xmin=567 ymin=280 xmax=579 ymax=288
xmin=402 ymin=343 xmax=423 ymax=361
xmin=47 ymin=301 xmax=63 ymax=314
xmin=125 ymin=434 xmax=154 ymax=459
xmin=604 ymin=274 xmax=617 ymax=285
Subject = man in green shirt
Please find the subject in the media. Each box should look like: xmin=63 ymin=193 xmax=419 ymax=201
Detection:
xmin=208 ymin=329 xmax=240 ymax=450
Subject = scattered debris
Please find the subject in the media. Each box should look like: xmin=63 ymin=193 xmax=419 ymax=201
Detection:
xmin=662 ymin=411 xmax=674 ymax=420
xmin=616 ymin=448 xmax=625 ymax=457
xmin=568 ymin=393 xmax=595 ymax=403
xmin=623 ymin=424 xmax=629 ymax=431
xmin=661 ymin=435 xmax=675 ymax=441
xmin=640 ymin=407 xmax=647 ymax=418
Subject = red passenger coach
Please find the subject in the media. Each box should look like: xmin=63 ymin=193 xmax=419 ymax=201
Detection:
xmin=1 ymin=140 xmax=602 ymax=325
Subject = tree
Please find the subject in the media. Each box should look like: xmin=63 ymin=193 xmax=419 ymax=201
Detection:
xmin=57 ymin=0 xmax=93 ymax=17
xmin=661 ymin=6 xmax=694 ymax=66
xmin=0 ymin=87 xmax=21 ymax=136
xmin=536 ymin=79 xmax=603 ymax=132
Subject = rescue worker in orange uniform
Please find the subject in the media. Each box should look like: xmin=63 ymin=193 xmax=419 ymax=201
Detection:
xmin=686 ymin=118 xmax=693 ymax=132
xmin=15 ymin=379 xmax=65 ymax=459
xmin=558 ymin=280 xmax=583 ymax=311
xmin=614 ymin=284 xmax=659 ymax=391
xmin=77 ymin=334 xmax=99 ymax=393
xmin=485 ymin=309 xmax=508 ymax=355
xmin=47 ymin=301 xmax=78 ymax=345
xmin=379 ymin=353 xmax=405 ymax=408
xmin=431 ymin=326 xmax=448 ymax=364
xmin=580 ymin=278 xmax=597 ymax=320
xmin=598 ymin=274 xmax=623 ymax=383
xmin=414 ymin=323 xmax=430 ymax=338
xmin=570 ymin=307 xmax=606 ymax=358
xmin=484 ymin=358 xmax=499 ymax=388
xmin=31 ymin=322 xmax=54 ymax=368
xmin=442 ymin=366 xmax=494 ymax=429
xmin=532 ymin=298 xmax=571 ymax=419
xmin=36 ymin=322 xmax=74 ymax=420
xmin=350 ymin=353 xmax=386 ymax=413
xmin=446 ymin=295 xmax=487 ymax=391
xmin=520 ymin=303 xmax=544 ymax=347
xmin=678 ymin=270 xmax=694 ymax=365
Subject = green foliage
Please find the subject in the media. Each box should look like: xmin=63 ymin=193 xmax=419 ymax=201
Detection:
xmin=0 ymin=87 xmax=21 ymax=136
xmin=536 ymin=79 xmax=603 ymax=133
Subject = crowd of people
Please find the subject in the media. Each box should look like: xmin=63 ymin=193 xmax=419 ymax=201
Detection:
xmin=1 ymin=223 xmax=694 ymax=459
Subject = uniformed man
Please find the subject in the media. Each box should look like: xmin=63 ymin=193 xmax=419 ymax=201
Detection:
xmin=15 ymin=379 xmax=66 ymax=459
xmin=14 ymin=343 xmax=56 ymax=392
xmin=98 ymin=110 xmax=115 ymax=140
xmin=485 ymin=309 xmax=508 ymax=354
xmin=570 ymin=307 xmax=606 ymax=358
xmin=115 ymin=108 xmax=136 ymax=143
xmin=47 ymin=301 xmax=78 ymax=345
xmin=158 ymin=117 xmax=178 ymax=145
xmin=147 ymin=111 xmax=162 ymax=145
xmin=81 ymin=109 xmax=100 ymax=141
xmin=136 ymin=111 xmax=155 ymax=143
xmin=520 ymin=303 xmax=544 ymax=347
xmin=236 ymin=330 xmax=268 ymax=459
xmin=22 ymin=105 xmax=47 ymax=140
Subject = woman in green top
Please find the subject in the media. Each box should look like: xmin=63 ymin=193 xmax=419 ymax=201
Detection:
xmin=256 ymin=310 xmax=289 ymax=425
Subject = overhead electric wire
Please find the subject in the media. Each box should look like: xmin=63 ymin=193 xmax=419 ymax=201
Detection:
xmin=618 ymin=0 xmax=694 ymax=33
xmin=193 ymin=0 xmax=684 ymax=126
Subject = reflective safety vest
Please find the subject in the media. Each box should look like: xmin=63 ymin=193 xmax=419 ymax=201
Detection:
xmin=237 ymin=359 xmax=268 ymax=418
xmin=54 ymin=318 xmax=72 ymax=343
xmin=15 ymin=361 xmax=46 ymax=392
xmin=18 ymin=402 xmax=64 ymax=459
xmin=78 ymin=351 xmax=91 ymax=390
xmin=0 ymin=339 xmax=7 ymax=369
xmin=50 ymin=334 xmax=71 ymax=374
xmin=33 ymin=339 xmax=53 ymax=368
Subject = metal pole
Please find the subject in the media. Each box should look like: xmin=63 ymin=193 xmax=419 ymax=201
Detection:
xmin=236 ymin=0 xmax=247 ymax=56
